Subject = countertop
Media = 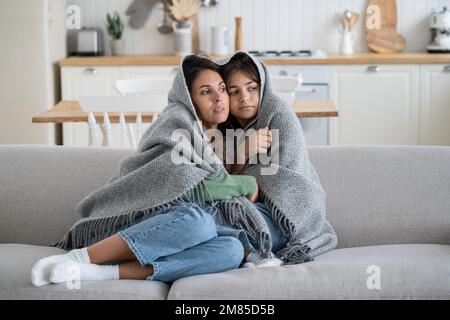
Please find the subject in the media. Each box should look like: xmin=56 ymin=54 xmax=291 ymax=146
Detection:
xmin=32 ymin=100 xmax=338 ymax=123
xmin=59 ymin=52 xmax=450 ymax=67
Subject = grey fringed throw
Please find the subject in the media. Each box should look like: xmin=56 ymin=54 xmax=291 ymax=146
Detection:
xmin=53 ymin=52 xmax=337 ymax=265
xmin=53 ymin=56 xmax=274 ymax=260
xmin=216 ymin=52 xmax=338 ymax=263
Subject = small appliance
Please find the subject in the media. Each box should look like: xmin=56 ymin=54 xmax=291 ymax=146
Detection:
xmin=75 ymin=27 xmax=105 ymax=56
xmin=426 ymin=7 xmax=450 ymax=53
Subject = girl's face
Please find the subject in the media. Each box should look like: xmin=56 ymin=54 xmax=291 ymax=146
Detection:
xmin=227 ymin=70 xmax=260 ymax=127
xmin=190 ymin=69 xmax=229 ymax=129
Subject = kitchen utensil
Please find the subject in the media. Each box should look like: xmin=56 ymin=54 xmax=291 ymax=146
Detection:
xmin=349 ymin=12 xmax=360 ymax=31
xmin=367 ymin=27 xmax=405 ymax=53
xmin=235 ymin=17 xmax=243 ymax=51
xmin=211 ymin=26 xmax=230 ymax=55
xmin=341 ymin=10 xmax=352 ymax=31
xmin=365 ymin=0 xmax=397 ymax=32
xmin=126 ymin=0 xmax=158 ymax=29
xmin=157 ymin=3 xmax=173 ymax=34
xmin=191 ymin=14 xmax=200 ymax=53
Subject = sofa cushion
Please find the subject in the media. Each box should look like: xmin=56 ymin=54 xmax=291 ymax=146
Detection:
xmin=308 ymin=146 xmax=450 ymax=248
xmin=167 ymin=244 xmax=450 ymax=300
xmin=0 ymin=145 xmax=134 ymax=246
xmin=0 ymin=244 xmax=169 ymax=300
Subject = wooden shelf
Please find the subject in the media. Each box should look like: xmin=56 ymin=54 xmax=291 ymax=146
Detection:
xmin=59 ymin=52 xmax=450 ymax=67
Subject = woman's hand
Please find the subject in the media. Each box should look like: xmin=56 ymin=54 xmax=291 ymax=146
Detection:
xmin=248 ymin=183 xmax=259 ymax=203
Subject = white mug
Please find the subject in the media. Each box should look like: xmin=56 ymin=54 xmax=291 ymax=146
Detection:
xmin=211 ymin=26 xmax=230 ymax=55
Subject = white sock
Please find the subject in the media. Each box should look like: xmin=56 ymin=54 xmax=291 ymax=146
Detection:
xmin=49 ymin=261 xmax=119 ymax=284
xmin=31 ymin=248 xmax=91 ymax=287
xmin=246 ymin=252 xmax=283 ymax=268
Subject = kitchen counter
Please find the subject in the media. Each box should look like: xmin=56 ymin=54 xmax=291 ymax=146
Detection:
xmin=59 ymin=52 xmax=450 ymax=66
xmin=32 ymin=100 xmax=338 ymax=123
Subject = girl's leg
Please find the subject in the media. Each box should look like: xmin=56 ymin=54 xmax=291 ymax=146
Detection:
xmin=118 ymin=260 xmax=154 ymax=280
xmin=117 ymin=203 xmax=218 ymax=266
xmin=87 ymin=234 xmax=136 ymax=264
xmin=149 ymin=236 xmax=244 ymax=283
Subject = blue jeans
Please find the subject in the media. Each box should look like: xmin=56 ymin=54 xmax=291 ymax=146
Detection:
xmin=212 ymin=202 xmax=289 ymax=254
xmin=118 ymin=203 xmax=244 ymax=283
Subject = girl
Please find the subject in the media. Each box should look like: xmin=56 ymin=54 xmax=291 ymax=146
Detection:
xmin=218 ymin=52 xmax=338 ymax=265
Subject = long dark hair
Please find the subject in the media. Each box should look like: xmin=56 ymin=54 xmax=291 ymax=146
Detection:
xmin=219 ymin=52 xmax=261 ymax=131
xmin=182 ymin=54 xmax=221 ymax=94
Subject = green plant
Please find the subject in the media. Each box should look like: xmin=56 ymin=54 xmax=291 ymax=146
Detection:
xmin=106 ymin=12 xmax=124 ymax=40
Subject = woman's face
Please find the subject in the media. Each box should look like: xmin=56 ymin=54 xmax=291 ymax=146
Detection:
xmin=190 ymin=69 xmax=229 ymax=129
xmin=226 ymin=70 xmax=260 ymax=127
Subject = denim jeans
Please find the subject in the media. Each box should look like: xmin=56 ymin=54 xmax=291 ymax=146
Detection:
xmin=211 ymin=202 xmax=289 ymax=254
xmin=118 ymin=203 xmax=244 ymax=283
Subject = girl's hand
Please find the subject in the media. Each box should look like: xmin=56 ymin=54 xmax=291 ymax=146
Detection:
xmin=243 ymin=127 xmax=273 ymax=161
xmin=248 ymin=183 xmax=259 ymax=203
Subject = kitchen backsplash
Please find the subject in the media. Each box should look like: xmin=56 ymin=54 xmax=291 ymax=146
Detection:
xmin=68 ymin=0 xmax=450 ymax=55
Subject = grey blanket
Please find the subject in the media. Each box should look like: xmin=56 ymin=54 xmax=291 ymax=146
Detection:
xmin=53 ymin=52 xmax=337 ymax=264
xmin=218 ymin=52 xmax=337 ymax=262
xmin=53 ymin=56 xmax=273 ymax=259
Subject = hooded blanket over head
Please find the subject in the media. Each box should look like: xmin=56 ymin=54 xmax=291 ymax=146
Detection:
xmin=53 ymin=52 xmax=337 ymax=264
xmin=217 ymin=52 xmax=337 ymax=262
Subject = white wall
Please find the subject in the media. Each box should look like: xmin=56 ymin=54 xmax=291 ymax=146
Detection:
xmin=0 ymin=0 xmax=67 ymax=145
xmin=69 ymin=0 xmax=450 ymax=55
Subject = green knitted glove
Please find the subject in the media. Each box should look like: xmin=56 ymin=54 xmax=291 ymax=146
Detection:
xmin=204 ymin=172 xmax=257 ymax=201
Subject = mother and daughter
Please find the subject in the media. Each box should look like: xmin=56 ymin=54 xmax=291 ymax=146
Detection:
xmin=31 ymin=52 xmax=337 ymax=286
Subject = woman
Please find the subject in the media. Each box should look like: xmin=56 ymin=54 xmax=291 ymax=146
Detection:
xmin=31 ymin=55 xmax=262 ymax=286
xmin=218 ymin=51 xmax=338 ymax=264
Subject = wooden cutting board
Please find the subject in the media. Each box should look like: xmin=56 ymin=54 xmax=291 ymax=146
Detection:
xmin=365 ymin=0 xmax=397 ymax=32
xmin=367 ymin=27 xmax=406 ymax=53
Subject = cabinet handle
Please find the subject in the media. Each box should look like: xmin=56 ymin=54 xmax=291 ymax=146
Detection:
xmin=298 ymin=87 xmax=318 ymax=93
xmin=444 ymin=65 xmax=450 ymax=73
xmin=83 ymin=67 xmax=97 ymax=74
xmin=367 ymin=65 xmax=380 ymax=73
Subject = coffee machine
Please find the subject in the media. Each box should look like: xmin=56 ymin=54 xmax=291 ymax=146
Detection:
xmin=427 ymin=7 xmax=450 ymax=53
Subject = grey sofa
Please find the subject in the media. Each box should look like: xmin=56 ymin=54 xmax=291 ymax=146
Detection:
xmin=1 ymin=145 xmax=449 ymax=300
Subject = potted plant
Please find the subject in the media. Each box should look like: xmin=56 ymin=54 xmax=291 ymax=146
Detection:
xmin=106 ymin=12 xmax=125 ymax=55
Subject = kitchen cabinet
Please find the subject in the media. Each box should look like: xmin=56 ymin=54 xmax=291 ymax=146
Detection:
xmin=329 ymin=65 xmax=420 ymax=145
xmin=61 ymin=66 xmax=176 ymax=147
xmin=420 ymin=64 xmax=450 ymax=146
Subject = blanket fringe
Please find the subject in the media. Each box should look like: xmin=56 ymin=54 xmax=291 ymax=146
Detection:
xmin=52 ymin=173 xmax=219 ymax=250
xmin=259 ymin=192 xmax=313 ymax=264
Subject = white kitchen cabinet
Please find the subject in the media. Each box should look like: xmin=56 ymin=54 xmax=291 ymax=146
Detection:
xmin=420 ymin=64 xmax=450 ymax=146
xmin=120 ymin=66 xmax=178 ymax=79
xmin=61 ymin=66 xmax=177 ymax=147
xmin=329 ymin=65 xmax=420 ymax=145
